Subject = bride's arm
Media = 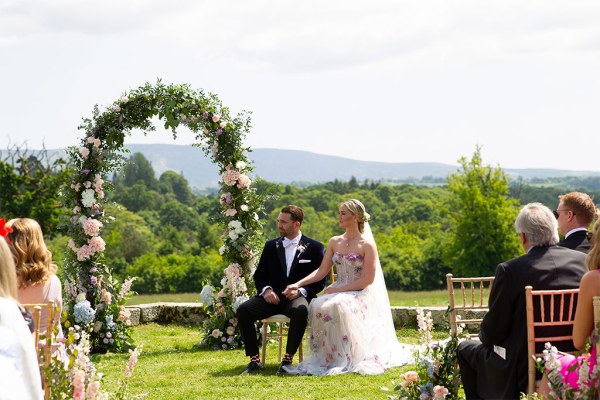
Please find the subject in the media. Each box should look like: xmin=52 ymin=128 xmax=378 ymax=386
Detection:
xmin=325 ymin=242 xmax=377 ymax=294
xmin=283 ymin=239 xmax=335 ymax=294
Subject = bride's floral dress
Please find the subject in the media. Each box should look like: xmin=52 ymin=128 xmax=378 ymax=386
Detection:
xmin=294 ymin=252 xmax=413 ymax=375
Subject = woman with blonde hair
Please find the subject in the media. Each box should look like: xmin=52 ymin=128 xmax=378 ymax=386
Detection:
xmin=6 ymin=218 xmax=63 ymax=335
xmin=283 ymin=199 xmax=413 ymax=375
xmin=0 ymin=232 xmax=43 ymax=399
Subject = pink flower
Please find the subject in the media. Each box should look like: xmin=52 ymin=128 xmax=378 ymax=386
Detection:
xmin=223 ymin=164 xmax=240 ymax=187
xmin=236 ymin=174 xmax=251 ymax=189
xmin=433 ymin=385 xmax=449 ymax=400
xmin=404 ymin=371 xmax=419 ymax=383
xmin=101 ymin=289 xmax=112 ymax=304
xmin=83 ymin=218 xmax=103 ymax=237
xmin=80 ymin=147 xmax=90 ymax=158
xmin=212 ymin=114 xmax=221 ymax=123
xmin=72 ymin=370 xmax=85 ymax=400
xmin=124 ymin=348 xmax=141 ymax=378
xmin=86 ymin=381 xmax=100 ymax=399
xmin=224 ymin=208 xmax=237 ymax=217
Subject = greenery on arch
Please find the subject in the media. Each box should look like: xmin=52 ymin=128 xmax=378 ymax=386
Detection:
xmin=62 ymin=81 xmax=265 ymax=352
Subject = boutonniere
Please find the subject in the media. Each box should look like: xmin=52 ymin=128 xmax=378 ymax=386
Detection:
xmin=296 ymin=241 xmax=309 ymax=256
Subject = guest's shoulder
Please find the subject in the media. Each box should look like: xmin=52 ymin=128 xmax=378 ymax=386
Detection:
xmin=551 ymin=244 xmax=587 ymax=260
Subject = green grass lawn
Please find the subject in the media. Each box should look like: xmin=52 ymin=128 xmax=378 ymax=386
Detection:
xmin=126 ymin=290 xmax=451 ymax=307
xmin=94 ymin=323 xmax=448 ymax=400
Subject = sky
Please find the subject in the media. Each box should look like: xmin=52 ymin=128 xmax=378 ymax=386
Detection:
xmin=1 ymin=0 xmax=599 ymax=171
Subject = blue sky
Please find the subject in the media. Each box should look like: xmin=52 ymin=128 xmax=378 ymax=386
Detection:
xmin=1 ymin=0 xmax=599 ymax=171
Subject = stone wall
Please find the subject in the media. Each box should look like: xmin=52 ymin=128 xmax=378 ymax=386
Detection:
xmin=125 ymin=303 xmax=487 ymax=330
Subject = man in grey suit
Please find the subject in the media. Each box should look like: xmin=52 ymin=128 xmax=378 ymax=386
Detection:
xmin=457 ymin=203 xmax=586 ymax=399
xmin=555 ymin=191 xmax=597 ymax=254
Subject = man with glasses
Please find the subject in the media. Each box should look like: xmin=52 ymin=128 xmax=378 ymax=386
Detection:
xmin=555 ymin=192 xmax=597 ymax=254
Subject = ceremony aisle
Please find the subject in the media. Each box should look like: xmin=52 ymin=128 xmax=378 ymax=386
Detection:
xmin=93 ymin=323 xmax=437 ymax=399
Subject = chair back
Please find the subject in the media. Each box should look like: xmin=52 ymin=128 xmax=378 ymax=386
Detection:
xmin=594 ymin=295 xmax=600 ymax=356
xmin=329 ymin=264 xmax=336 ymax=284
xmin=446 ymin=273 xmax=494 ymax=338
xmin=23 ymin=300 xmax=56 ymax=400
xmin=525 ymin=286 xmax=579 ymax=396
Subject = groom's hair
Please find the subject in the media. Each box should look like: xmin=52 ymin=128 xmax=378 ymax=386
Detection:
xmin=281 ymin=205 xmax=304 ymax=224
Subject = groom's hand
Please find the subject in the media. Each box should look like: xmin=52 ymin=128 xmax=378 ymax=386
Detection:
xmin=282 ymin=284 xmax=298 ymax=297
xmin=262 ymin=288 xmax=280 ymax=304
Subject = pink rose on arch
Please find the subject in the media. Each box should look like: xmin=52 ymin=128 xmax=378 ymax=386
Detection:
xmin=80 ymin=147 xmax=90 ymax=158
xmin=223 ymin=164 xmax=240 ymax=186
xmin=212 ymin=114 xmax=220 ymax=123
xmin=403 ymin=371 xmax=419 ymax=383
xmin=236 ymin=174 xmax=251 ymax=189
xmin=224 ymin=208 xmax=237 ymax=217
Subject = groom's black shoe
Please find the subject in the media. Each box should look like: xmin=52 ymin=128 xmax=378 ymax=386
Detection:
xmin=276 ymin=360 xmax=293 ymax=375
xmin=240 ymin=360 xmax=263 ymax=375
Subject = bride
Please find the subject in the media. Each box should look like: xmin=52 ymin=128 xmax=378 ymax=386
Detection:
xmin=282 ymin=199 xmax=413 ymax=375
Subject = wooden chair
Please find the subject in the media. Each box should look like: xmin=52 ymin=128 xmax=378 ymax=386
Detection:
xmin=446 ymin=273 xmax=494 ymax=338
xmin=259 ymin=266 xmax=337 ymax=365
xmin=23 ymin=300 xmax=56 ymax=400
xmin=525 ymin=286 xmax=579 ymax=397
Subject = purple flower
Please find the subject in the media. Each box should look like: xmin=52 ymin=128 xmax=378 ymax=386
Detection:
xmin=323 ymin=314 xmax=332 ymax=322
xmin=203 ymin=111 xmax=209 ymax=120
xmin=89 ymin=267 xmax=98 ymax=273
xmin=216 ymin=128 xmax=223 ymax=136
xmin=82 ymin=169 xmax=91 ymax=175
xmin=91 ymin=276 xmax=98 ymax=285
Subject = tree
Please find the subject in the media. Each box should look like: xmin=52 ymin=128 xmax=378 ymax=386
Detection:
xmin=0 ymin=145 xmax=71 ymax=234
xmin=114 ymin=152 xmax=157 ymax=189
xmin=158 ymin=170 xmax=194 ymax=205
xmin=444 ymin=147 xmax=521 ymax=277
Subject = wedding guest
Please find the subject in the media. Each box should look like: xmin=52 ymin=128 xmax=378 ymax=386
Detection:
xmin=457 ymin=203 xmax=586 ymax=399
xmin=0 ymin=234 xmax=44 ymax=400
xmin=538 ymin=219 xmax=600 ymax=396
xmin=283 ymin=199 xmax=413 ymax=375
xmin=555 ymin=192 xmax=597 ymax=253
xmin=6 ymin=218 xmax=63 ymax=335
xmin=236 ymin=205 xmax=326 ymax=375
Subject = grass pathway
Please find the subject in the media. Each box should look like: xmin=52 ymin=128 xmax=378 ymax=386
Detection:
xmin=94 ymin=324 xmax=445 ymax=400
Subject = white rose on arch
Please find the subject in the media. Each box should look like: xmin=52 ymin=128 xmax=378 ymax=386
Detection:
xmin=81 ymin=189 xmax=96 ymax=208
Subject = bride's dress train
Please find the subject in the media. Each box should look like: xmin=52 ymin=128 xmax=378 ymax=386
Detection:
xmin=291 ymin=245 xmax=415 ymax=376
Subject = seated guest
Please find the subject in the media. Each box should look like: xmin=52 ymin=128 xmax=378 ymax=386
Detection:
xmin=0 ymin=234 xmax=43 ymax=400
xmin=539 ymin=219 xmax=600 ymax=396
xmin=6 ymin=218 xmax=63 ymax=336
xmin=457 ymin=203 xmax=587 ymax=399
xmin=556 ymin=191 xmax=597 ymax=253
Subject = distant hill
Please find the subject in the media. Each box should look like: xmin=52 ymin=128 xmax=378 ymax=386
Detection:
xmin=5 ymin=144 xmax=600 ymax=191
xmin=122 ymin=144 xmax=600 ymax=190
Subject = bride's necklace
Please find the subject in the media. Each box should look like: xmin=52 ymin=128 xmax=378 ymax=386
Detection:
xmin=345 ymin=234 xmax=360 ymax=247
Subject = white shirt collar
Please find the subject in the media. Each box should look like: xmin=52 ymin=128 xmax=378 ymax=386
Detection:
xmin=565 ymin=227 xmax=588 ymax=238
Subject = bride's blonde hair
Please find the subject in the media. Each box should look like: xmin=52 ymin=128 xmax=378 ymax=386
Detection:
xmin=341 ymin=199 xmax=370 ymax=233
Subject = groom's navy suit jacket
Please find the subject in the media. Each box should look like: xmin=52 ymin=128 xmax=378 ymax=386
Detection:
xmin=558 ymin=230 xmax=591 ymax=254
xmin=253 ymin=235 xmax=325 ymax=301
xmin=466 ymin=245 xmax=586 ymax=399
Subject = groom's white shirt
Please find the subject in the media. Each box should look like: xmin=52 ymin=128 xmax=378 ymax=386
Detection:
xmin=260 ymin=232 xmax=307 ymax=298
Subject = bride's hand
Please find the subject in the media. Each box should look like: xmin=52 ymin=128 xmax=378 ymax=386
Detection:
xmin=282 ymin=284 xmax=298 ymax=296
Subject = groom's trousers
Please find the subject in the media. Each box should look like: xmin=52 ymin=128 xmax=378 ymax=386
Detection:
xmin=236 ymin=295 xmax=309 ymax=357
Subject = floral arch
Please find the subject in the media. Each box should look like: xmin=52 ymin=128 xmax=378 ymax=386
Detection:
xmin=63 ymin=81 xmax=263 ymax=352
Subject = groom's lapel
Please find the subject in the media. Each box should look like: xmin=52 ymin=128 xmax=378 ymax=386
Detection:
xmin=288 ymin=237 xmax=310 ymax=277
xmin=276 ymin=237 xmax=287 ymax=274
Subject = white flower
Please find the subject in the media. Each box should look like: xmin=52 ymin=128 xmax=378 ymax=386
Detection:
xmin=240 ymin=204 xmax=249 ymax=212
xmin=219 ymin=245 xmax=226 ymax=255
xmin=120 ymin=96 xmax=129 ymax=104
xmin=229 ymin=231 xmax=239 ymax=240
xmin=113 ymin=105 xmax=121 ymax=112
xmin=235 ymin=161 xmax=247 ymax=170
xmin=81 ymin=189 xmax=96 ymax=208
xmin=212 ymin=114 xmax=220 ymax=122
xmin=200 ymin=285 xmax=215 ymax=307
xmin=211 ymin=329 xmax=222 ymax=338
xmin=219 ymin=121 xmax=226 ymax=128
xmin=226 ymin=326 xmax=235 ymax=336
xmin=232 ymin=295 xmax=249 ymax=313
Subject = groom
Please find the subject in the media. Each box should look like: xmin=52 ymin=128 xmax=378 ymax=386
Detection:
xmin=236 ymin=205 xmax=325 ymax=375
